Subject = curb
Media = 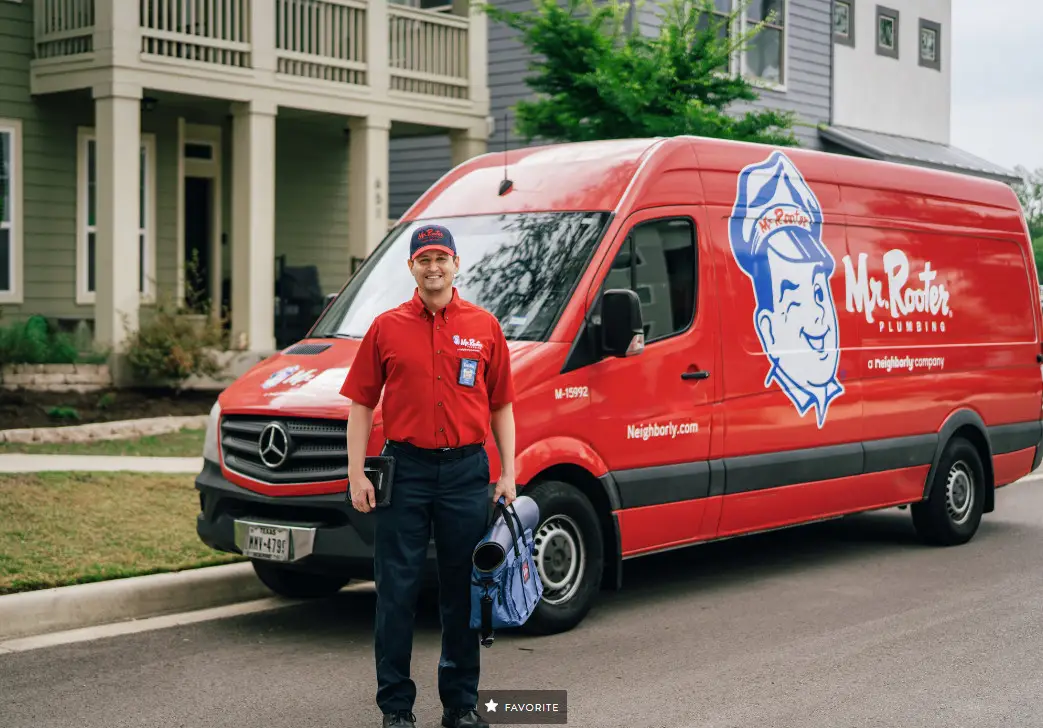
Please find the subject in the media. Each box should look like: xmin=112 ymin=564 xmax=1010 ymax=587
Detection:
xmin=0 ymin=414 xmax=210 ymax=445
xmin=0 ymin=562 xmax=273 ymax=642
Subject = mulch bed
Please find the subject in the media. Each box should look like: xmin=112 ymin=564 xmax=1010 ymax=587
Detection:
xmin=0 ymin=387 xmax=218 ymax=430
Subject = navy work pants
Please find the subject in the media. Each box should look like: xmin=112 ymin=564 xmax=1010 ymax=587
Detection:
xmin=373 ymin=442 xmax=490 ymax=714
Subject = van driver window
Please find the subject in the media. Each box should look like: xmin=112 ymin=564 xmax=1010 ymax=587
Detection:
xmin=604 ymin=218 xmax=697 ymax=342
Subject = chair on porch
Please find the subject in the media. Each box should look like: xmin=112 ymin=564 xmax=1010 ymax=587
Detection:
xmin=274 ymin=256 xmax=327 ymax=350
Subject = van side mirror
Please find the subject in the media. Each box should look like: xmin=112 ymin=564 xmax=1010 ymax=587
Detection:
xmin=600 ymin=289 xmax=645 ymax=358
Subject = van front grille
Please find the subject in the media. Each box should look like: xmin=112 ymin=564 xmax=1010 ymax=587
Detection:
xmin=219 ymin=415 xmax=347 ymax=484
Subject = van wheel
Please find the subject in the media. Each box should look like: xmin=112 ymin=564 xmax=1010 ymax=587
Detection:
xmin=911 ymin=437 xmax=985 ymax=546
xmin=519 ymin=480 xmax=604 ymax=635
xmin=251 ymin=560 xmax=350 ymax=599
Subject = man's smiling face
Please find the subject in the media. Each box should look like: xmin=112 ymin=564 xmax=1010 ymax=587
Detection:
xmin=408 ymin=250 xmax=458 ymax=294
xmin=756 ymin=246 xmax=839 ymax=388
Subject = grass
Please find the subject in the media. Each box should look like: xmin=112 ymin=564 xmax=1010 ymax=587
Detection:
xmin=0 ymin=471 xmax=244 ymax=595
xmin=0 ymin=428 xmax=206 ymax=457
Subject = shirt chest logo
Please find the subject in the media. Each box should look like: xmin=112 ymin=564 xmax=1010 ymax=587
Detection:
xmin=452 ymin=334 xmax=483 ymax=353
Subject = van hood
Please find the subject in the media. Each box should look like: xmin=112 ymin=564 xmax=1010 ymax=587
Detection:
xmin=219 ymin=337 xmax=542 ymax=417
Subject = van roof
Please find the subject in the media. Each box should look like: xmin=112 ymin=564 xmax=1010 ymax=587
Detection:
xmin=400 ymin=135 xmax=1024 ymax=227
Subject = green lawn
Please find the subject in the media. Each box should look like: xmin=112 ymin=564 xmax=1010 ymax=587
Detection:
xmin=0 ymin=428 xmax=206 ymax=457
xmin=0 ymin=471 xmax=243 ymax=595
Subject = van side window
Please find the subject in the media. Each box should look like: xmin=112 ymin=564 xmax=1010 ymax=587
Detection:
xmin=605 ymin=218 xmax=697 ymax=342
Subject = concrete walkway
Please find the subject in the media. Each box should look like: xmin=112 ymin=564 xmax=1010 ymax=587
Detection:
xmin=0 ymin=454 xmax=203 ymax=474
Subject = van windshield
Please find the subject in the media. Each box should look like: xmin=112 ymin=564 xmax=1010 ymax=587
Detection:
xmin=310 ymin=211 xmax=612 ymax=342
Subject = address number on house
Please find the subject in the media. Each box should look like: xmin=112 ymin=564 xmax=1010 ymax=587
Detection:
xmin=244 ymin=524 xmax=291 ymax=562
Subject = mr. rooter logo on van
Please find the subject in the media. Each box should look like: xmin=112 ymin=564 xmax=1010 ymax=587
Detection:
xmin=727 ymin=150 xmax=955 ymax=431
xmin=728 ymin=150 xmax=845 ymax=430
xmin=842 ymin=250 xmax=954 ymax=334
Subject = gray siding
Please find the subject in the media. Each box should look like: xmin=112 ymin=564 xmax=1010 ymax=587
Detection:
xmin=274 ymin=115 xmax=352 ymax=296
xmin=636 ymin=0 xmax=831 ymax=148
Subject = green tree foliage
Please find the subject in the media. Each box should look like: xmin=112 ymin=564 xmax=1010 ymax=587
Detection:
xmin=477 ymin=0 xmax=799 ymax=146
xmin=1011 ymin=166 xmax=1043 ymax=279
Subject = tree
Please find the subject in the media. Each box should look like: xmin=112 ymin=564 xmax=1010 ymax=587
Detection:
xmin=477 ymin=0 xmax=800 ymax=146
xmin=1011 ymin=165 xmax=1043 ymax=278
xmin=1012 ymin=165 xmax=1043 ymax=238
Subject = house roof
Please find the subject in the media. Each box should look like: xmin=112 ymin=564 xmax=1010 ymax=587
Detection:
xmin=818 ymin=124 xmax=1021 ymax=185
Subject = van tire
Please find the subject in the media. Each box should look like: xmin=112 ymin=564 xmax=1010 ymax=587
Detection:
xmin=518 ymin=479 xmax=604 ymax=635
xmin=251 ymin=560 xmax=351 ymax=599
xmin=911 ymin=437 xmax=985 ymax=546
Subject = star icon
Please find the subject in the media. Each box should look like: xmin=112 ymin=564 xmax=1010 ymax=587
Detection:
xmin=484 ymin=699 xmax=498 ymax=712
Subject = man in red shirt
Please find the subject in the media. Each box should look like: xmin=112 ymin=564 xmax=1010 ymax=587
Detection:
xmin=340 ymin=223 xmax=516 ymax=728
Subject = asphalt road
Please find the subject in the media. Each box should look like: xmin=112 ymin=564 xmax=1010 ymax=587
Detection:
xmin=4 ymin=480 xmax=1043 ymax=728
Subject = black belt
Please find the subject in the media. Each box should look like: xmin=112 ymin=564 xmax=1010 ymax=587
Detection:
xmin=386 ymin=440 xmax=485 ymax=462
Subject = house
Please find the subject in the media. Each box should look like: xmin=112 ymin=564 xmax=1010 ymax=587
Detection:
xmin=820 ymin=0 xmax=1018 ymax=184
xmin=1 ymin=0 xmax=1019 ymax=374
xmin=389 ymin=0 xmax=835 ymax=216
xmin=390 ymin=0 xmax=1019 ymax=219
xmin=0 ymin=0 xmax=491 ymax=370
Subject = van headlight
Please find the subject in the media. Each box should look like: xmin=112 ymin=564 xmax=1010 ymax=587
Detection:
xmin=202 ymin=400 xmax=222 ymax=463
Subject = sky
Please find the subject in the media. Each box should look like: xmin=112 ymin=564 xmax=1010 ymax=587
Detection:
xmin=950 ymin=0 xmax=1043 ymax=175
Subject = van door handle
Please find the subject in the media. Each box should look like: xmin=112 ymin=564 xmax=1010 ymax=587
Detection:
xmin=681 ymin=370 xmax=710 ymax=380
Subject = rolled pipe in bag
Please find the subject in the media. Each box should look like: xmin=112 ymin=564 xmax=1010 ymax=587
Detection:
xmin=472 ymin=495 xmax=541 ymax=573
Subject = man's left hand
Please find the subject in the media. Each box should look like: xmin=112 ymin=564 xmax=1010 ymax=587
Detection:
xmin=493 ymin=473 xmax=517 ymax=506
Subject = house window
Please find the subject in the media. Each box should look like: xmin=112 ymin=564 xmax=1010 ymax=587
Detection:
xmin=919 ymin=18 xmax=941 ymax=70
xmin=77 ymin=129 xmax=156 ymax=305
xmin=696 ymin=0 xmax=733 ymax=73
xmin=745 ymin=0 xmax=786 ymax=85
xmin=876 ymin=5 xmax=899 ymax=59
xmin=603 ymin=218 xmax=698 ymax=343
xmin=0 ymin=119 xmax=22 ymax=303
xmin=834 ymin=0 xmax=854 ymax=47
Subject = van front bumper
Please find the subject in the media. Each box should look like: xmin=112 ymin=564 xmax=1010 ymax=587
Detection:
xmin=194 ymin=459 xmax=436 ymax=581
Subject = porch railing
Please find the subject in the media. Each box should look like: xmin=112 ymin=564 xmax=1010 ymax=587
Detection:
xmin=34 ymin=0 xmax=95 ymax=59
xmin=32 ymin=0 xmax=476 ymax=102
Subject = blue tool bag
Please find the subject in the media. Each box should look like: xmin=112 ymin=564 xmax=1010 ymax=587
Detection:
xmin=469 ymin=496 xmax=544 ymax=647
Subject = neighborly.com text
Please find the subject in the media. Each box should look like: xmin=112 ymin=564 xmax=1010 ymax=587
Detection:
xmin=627 ymin=421 xmax=700 ymax=441
xmin=868 ymin=355 xmax=945 ymax=372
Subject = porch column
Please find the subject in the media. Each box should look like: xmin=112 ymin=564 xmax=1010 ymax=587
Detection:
xmin=347 ymin=115 xmax=391 ymax=265
xmin=450 ymin=125 xmax=490 ymax=167
xmin=92 ymin=82 xmax=142 ymax=356
xmin=230 ymin=100 xmax=277 ymax=352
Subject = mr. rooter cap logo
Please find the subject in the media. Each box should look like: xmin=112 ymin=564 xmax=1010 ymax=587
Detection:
xmin=417 ymin=227 xmax=445 ymax=242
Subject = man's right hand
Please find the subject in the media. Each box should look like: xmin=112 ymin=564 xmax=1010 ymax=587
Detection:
xmin=349 ymin=472 xmax=377 ymax=513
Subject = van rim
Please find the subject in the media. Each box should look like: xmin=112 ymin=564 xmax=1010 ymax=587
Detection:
xmin=946 ymin=460 xmax=974 ymax=526
xmin=533 ymin=514 xmax=585 ymax=606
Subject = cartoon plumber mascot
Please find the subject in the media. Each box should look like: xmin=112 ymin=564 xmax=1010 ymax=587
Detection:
xmin=728 ymin=150 xmax=844 ymax=429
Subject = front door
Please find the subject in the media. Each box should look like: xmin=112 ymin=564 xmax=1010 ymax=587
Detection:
xmin=184 ymin=176 xmax=212 ymax=313
xmin=582 ymin=206 xmax=721 ymax=556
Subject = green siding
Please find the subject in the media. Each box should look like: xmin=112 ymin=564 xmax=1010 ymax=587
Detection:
xmin=0 ymin=0 xmax=91 ymax=322
xmin=275 ymin=115 xmax=351 ymax=297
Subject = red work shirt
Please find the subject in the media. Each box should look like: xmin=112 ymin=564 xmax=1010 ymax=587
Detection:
xmin=339 ymin=287 xmax=516 ymax=450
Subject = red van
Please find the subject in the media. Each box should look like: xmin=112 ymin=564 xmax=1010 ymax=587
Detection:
xmin=196 ymin=136 xmax=1043 ymax=634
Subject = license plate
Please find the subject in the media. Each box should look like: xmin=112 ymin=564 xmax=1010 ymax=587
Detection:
xmin=243 ymin=524 xmax=291 ymax=562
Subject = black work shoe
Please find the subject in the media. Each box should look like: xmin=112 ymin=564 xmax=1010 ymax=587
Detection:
xmin=441 ymin=707 xmax=489 ymax=728
xmin=383 ymin=710 xmax=417 ymax=727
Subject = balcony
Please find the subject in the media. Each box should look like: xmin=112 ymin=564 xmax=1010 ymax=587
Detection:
xmin=30 ymin=0 xmax=489 ymax=125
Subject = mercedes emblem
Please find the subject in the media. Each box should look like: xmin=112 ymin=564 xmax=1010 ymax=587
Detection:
xmin=258 ymin=422 xmax=291 ymax=469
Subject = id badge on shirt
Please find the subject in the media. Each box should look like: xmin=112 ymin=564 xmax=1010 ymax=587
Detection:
xmin=458 ymin=358 xmax=479 ymax=387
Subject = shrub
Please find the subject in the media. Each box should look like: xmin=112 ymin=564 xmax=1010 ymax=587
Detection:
xmin=123 ymin=297 xmax=228 ymax=391
xmin=0 ymin=315 xmax=80 ymax=366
